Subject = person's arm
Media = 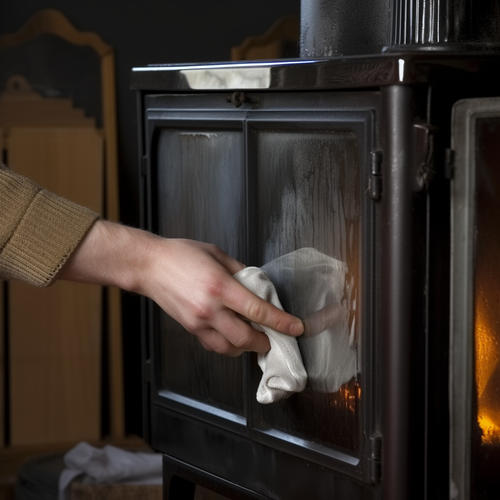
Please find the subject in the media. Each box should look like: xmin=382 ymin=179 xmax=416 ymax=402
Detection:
xmin=0 ymin=164 xmax=97 ymax=286
xmin=59 ymin=220 xmax=304 ymax=356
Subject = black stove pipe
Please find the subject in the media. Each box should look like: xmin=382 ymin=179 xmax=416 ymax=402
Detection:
xmin=300 ymin=0 xmax=500 ymax=57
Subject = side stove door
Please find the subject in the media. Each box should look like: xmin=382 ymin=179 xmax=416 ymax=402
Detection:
xmin=450 ymin=98 xmax=500 ymax=500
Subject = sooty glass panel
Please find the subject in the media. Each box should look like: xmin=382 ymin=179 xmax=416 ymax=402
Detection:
xmin=251 ymin=126 xmax=362 ymax=453
xmin=156 ymin=128 xmax=245 ymax=414
xmin=472 ymin=118 xmax=500 ymax=498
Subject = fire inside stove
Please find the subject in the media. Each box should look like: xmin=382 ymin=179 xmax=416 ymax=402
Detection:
xmin=475 ymin=301 xmax=500 ymax=444
xmin=474 ymin=117 xmax=500 ymax=448
xmin=330 ymin=380 xmax=361 ymax=414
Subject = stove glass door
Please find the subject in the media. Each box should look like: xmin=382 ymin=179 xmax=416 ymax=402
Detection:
xmin=146 ymin=94 xmax=376 ymax=481
xmin=247 ymin=118 xmax=365 ymax=456
xmin=156 ymin=124 xmax=246 ymax=417
xmin=451 ymin=98 xmax=500 ymax=499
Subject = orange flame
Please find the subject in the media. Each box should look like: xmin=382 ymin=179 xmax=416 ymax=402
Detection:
xmin=475 ymin=292 xmax=500 ymax=444
xmin=330 ymin=379 xmax=361 ymax=413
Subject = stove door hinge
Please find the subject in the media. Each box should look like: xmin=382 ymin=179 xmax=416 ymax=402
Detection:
xmin=444 ymin=148 xmax=455 ymax=180
xmin=368 ymin=433 xmax=382 ymax=483
xmin=369 ymin=150 xmax=383 ymax=201
xmin=414 ymin=122 xmax=437 ymax=191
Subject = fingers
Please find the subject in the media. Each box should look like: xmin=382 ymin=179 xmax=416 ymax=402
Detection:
xmin=196 ymin=329 xmax=243 ymax=357
xmin=195 ymin=316 xmax=270 ymax=356
xmin=153 ymin=239 xmax=302 ymax=356
xmin=207 ymin=245 xmax=245 ymax=275
xmin=220 ymin=279 xmax=304 ymax=337
xmin=303 ymin=303 xmax=345 ymax=337
xmin=212 ymin=310 xmax=271 ymax=354
xmin=199 ymin=242 xmax=303 ymax=336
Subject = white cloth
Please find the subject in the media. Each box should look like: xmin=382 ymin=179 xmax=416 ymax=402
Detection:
xmin=262 ymin=248 xmax=357 ymax=393
xmin=58 ymin=442 xmax=162 ymax=500
xmin=234 ymin=266 xmax=307 ymax=404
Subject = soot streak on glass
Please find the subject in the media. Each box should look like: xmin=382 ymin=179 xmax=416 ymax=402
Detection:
xmin=253 ymin=127 xmax=362 ymax=452
xmin=157 ymin=128 xmax=245 ymax=415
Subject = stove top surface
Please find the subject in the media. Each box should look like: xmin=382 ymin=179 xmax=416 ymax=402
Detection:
xmin=131 ymin=51 xmax=500 ymax=91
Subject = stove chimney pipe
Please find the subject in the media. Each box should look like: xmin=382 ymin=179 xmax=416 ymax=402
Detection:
xmin=300 ymin=0 xmax=500 ymax=58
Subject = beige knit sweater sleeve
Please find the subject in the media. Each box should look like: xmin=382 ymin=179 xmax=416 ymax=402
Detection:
xmin=0 ymin=164 xmax=99 ymax=287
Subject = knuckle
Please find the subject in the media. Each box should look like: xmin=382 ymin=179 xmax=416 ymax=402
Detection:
xmin=193 ymin=300 xmax=212 ymax=321
xmin=272 ymin=317 xmax=285 ymax=333
xmin=212 ymin=339 xmax=232 ymax=355
xmin=196 ymin=331 xmax=218 ymax=353
xmin=184 ymin=317 xmax=203 ymax=333
xmin=205 ymin=274 xmax=224 ymax=299
xmin=247 ymin=300 xmax=265 ymax=322
xmin=233 ymin=331 xmax=252 ymax=349
xmin=211 ymin=243 xmax=221 ymax=253
xmin=208 ymin=243 xmax=223 ymax=257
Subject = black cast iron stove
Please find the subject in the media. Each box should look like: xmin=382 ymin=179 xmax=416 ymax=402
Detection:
xmin=132 ymin=2 xmax=500 ymax=498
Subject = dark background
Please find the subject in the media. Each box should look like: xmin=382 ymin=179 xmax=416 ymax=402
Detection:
xmin=0 ymin=0 xmax=300 ymax=436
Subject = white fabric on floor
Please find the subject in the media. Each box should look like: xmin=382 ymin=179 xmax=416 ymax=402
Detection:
xmin=234 ymin=266 xmax=308 ymax=404
xmin=58 ymin=442 xmax=162 ymax=500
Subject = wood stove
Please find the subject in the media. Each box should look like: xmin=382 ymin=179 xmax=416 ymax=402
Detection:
xmin=132 ymin=2 xmax=500 ymax=499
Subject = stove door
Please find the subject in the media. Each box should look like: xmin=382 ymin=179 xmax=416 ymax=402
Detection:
xmin=450 ymin=97 xmax=500 ymax=500
xmin=142 ymin=92 xmax=380 ymax=495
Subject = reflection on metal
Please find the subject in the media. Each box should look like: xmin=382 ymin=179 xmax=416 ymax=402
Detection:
xmin=259 ymin=426 xmax=360 ymax=466
xmin=158 ymin=390 xmax=247 ymax=426
xmin=134 ymin=59 xmax=316 ymax=72
xmin=132 ymin=54 xmax=500 ymax=93
xmin=398 ymin=58 xmax=405 ymax=82
xmin=132 ymin=59 xmax=316 ymax=90
xmin=181 ymin=67 xmax=271 ymax=90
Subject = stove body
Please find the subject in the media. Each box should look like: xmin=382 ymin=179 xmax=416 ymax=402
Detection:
xmin=132 ymin=3 xmax=500 ymax=499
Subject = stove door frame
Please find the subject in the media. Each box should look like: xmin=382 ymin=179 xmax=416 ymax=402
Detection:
xmin=139 ymin=90 xmax=382 ymax=497
xmin=450 ymin=97 xmax=500 ymax=500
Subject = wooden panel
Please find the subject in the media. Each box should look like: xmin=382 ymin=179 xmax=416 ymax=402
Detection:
xmin=69 ymin=483 xmax=162 ymax=500
xmin=0 ymin=129 xmax=4 ymax=449
xmin=231 ymin=15 xmax=299 ymax=60
xmin=8 ymin=127 xmax=103 ymax=445
xmin=0 ymin=75 xmax=95 ymax=128
xmin=7 ymin=127 xmax=103 ymax=209
xmin=0 ymin=281 xmax=3 ymax=450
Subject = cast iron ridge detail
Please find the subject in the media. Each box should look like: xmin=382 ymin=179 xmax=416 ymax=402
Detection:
xmin=390 ymin=0 xmax=500 ymax=47
xmin=300 ymin=0 xmax=500 ymax=57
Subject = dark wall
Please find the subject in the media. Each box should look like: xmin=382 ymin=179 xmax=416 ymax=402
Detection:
xmin=0 ymin=0 xmax=300 ymax=226
xmin=0 ymin=0 xmax=300 ymax=436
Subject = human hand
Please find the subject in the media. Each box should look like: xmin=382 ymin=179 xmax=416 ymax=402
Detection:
xmin=138 ymin=237 xmax=304 ymax=356
xmin=60 ymin=221 xmax=304 ymax=356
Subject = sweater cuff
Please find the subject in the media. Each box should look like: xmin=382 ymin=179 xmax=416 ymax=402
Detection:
xmin=0 ymin=190 xmax=99 ymax=287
